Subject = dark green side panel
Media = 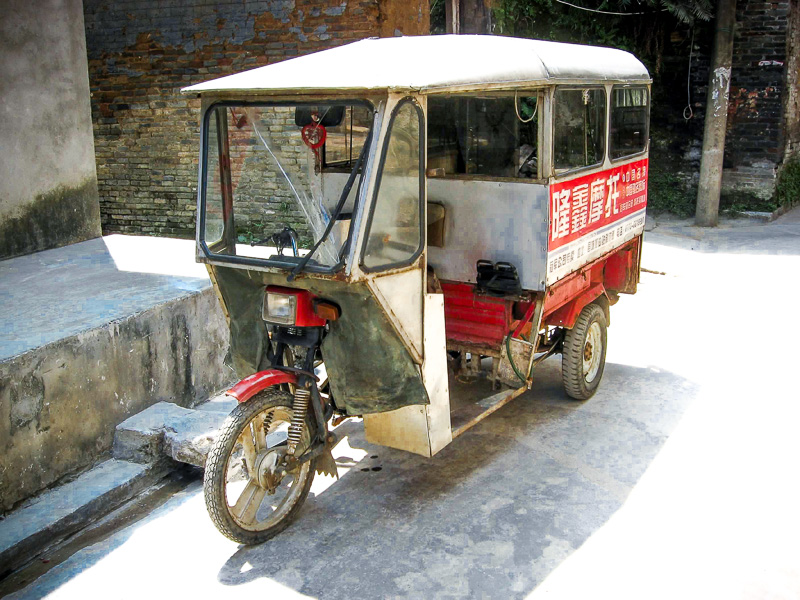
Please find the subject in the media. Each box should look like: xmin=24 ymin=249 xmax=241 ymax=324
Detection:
xmin=210 ymin=265 xmax=429 ymax=415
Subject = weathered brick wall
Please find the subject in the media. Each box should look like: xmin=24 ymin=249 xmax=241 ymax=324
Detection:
xmin=84 ymin=0 xmax=428 ymax=237
xmin=204 ymin=106 xmax=314 ymax=245
xmin=729 ymin=2 xmax=790 ymax=167
xmin=783 ymin=0 xmax=799 ymax=161
xmin=722 ymin=0 xmax=792 ymax=196
xmin=656 ymin=6 xmax=797 ymax=202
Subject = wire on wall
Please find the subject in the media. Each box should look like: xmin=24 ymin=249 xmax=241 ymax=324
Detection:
xmin=683 ymin=27 xmax=695 ymax=121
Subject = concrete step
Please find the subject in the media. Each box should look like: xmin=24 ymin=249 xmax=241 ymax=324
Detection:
xmin=0 ymin=459 xmax=169 ymax=577
xmin=113 ymin=397 xmax=238 ymax=468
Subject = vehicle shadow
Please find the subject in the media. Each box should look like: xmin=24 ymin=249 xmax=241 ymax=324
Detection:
xmin=216 ymin=359 xmax=699 ymax=599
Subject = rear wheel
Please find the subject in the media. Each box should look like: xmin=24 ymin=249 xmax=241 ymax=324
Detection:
xmin=204 ymin=388 xmax=316 ymax=544
xmin=561 ymin=303 xmax=607 ymax=400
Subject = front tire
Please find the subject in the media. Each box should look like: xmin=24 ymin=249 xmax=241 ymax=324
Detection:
xmin=561 ymin=303 xmax=607 ymax=400
xmin=204 ymin=388 xmax=316 ymax=545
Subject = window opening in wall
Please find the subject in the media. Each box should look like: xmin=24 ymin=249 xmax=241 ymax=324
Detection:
xmin=428 ymin=93 xmax=539 ymax=179
xmin=553 ymin=87 xmax=606 ymax=174
xmin=610 ymin=86 xmax=649 ymax=160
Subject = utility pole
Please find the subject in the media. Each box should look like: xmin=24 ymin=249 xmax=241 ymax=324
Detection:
xmin=695 ymin=0 xmax=737 ymax=227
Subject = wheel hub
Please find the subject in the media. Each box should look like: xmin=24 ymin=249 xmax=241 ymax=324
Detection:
xmin=253 ymin=448 xmax=287 ymax=494
xmin=583 ymin=322 xmax=603 ymax=382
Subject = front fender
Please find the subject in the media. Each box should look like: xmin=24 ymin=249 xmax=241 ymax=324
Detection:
xmin=226 ymin=370 xmax=298 ymax=403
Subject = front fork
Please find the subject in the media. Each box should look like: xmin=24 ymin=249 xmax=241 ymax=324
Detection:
xmin=272 ymin=328 xmax=330 ymax=461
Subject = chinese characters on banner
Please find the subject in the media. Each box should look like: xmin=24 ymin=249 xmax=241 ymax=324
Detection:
xmin=546 ymin=158 xmax=648 ymax=284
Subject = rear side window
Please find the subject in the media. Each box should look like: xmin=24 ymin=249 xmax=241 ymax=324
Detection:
xmin=553 ymin=88 xmax=606 ymax=174
xmin=610 ymin=86 xmax=649 ymax=160
xmin=428 ymin=94 xmax=539 ymax=179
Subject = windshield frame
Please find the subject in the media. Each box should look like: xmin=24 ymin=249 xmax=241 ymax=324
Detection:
xmin=197 ymin=98 xmax=376 ymax=275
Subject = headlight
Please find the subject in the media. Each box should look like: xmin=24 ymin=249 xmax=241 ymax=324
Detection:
xmin=263 ymin=292 xmax=296 ymax=325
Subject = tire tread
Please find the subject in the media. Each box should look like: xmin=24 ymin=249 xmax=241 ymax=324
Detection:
xmin=203 ymin=387 xmax=315 ymax=545
xmin=562 ymin=303 xmax=607 ymax=401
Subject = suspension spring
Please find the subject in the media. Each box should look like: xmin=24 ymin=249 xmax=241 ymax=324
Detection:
xmin=261 ymin=411 xmax=274 ymax=441
xmin=287 ymin=388 xmax=310 ymax=456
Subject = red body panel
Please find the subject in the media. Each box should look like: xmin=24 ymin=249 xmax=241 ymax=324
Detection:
xmin=441 ymin=282 xmax=512 ymax=349
xmin=227 ymin=369 xmax=298 ymax=403
xmin=439 ymin=237 xmax=642 ymax=348
xmin=549 ymin=158 xmax=648 ymax=252
xmin=544 ymin=282 xmax=605 ymax=328
xmin=543 ymin=237 xmax=640 ymax=328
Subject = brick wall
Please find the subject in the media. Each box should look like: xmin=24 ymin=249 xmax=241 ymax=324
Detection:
xmin=84 ymin=0 xmax=428 ymax=237
xmin=782 ymin=0 xmax=800 ymax=161
xmin=722 ymin=0 xmax=795 ymax=197
xmin=656 ymin=6 xmax=797 ymax=202
xmin=726 ymin=2 xmax=790 ymax=166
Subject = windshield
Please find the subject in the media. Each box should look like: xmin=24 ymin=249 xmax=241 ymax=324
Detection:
xmin=201 ymin=101 xmax=374 ymax=272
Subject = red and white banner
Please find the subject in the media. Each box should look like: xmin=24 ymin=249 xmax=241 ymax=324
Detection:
xmin=546 ymin=158 xmax=648 ymax=285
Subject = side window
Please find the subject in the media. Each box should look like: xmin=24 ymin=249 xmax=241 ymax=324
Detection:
xmin=204 ymin=108 xmax=225 ymax=247
xmin=553 ymin=88 xmax=606 ymax=174
xmin=427 ymin=94 xmax=539 ymax=179
xmin=362 ymin=100 xmax=423 ymax=271
xmin=610 ymin=86 xmax=649 ymax=160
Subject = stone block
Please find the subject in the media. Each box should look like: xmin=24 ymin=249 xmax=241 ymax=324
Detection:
xmin=113 ymin=398 xmax=236 ymax=468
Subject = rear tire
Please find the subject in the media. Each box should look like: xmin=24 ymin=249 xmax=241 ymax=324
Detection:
xmin=561 ymin=303 xmax=607 ymax=400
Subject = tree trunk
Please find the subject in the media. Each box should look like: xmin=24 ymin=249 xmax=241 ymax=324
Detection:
xmin=695 ymin=0 xmax=737 ymax=227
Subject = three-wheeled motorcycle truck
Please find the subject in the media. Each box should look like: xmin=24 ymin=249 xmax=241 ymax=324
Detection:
xmin=183 ymin=34 xmax=651 ymax=543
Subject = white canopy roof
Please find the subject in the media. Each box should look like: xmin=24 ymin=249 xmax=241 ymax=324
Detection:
xmin=182 ymin=35 xmax=650 ymax=95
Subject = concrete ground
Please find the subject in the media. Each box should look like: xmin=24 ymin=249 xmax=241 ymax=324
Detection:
xmin=6 ymin=210 xmax=800 ymax=599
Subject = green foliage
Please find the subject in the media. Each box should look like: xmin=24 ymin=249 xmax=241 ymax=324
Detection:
xmin=430 ymin=0 xmax=447 ymax=34
xmin=492 ymin=0 xmax=712 ymax=76
xmin=494 ymin=0 xmax=631 ymax=46
xmin=775 ymin=157 xmax=800 ymax=208
xmin=721 ymin=191 xmax=777 ymax=214
xmin=647 ymin=166 xmax=696 ymax=217
xmin=657 ymin=0 xmax=713 ymax=24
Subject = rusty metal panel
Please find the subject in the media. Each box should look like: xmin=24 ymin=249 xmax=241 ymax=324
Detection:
xmin=363 ymin=292 xmax=453 ymax=457
xmin=208 ymin=264 xmax=429 ymax=415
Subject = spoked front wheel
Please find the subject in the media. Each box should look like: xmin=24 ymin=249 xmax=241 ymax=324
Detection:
xmin=204 ymin=388 xmax=316 ymax=544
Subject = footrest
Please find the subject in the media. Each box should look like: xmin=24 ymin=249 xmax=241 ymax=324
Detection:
xmin=450 ymin=387 xmax=525 ymax=438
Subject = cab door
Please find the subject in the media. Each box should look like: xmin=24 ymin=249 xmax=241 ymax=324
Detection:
xmin=355 ymin=95 xmax=452 ymax=456
xmin=358 ymin=96 xmax=426 ymax=364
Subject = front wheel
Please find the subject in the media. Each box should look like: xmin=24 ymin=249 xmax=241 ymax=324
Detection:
xmin=561 ymin=303 xmax=607 ymax=400
xmin=204 ymin=388 xmax=316 ymax=544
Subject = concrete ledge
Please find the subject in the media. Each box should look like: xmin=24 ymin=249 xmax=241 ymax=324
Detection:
xmin=0 ymin=236 xmax=232 ymax=513
xmin=0 ymin=459 xmax=170 ymax=577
